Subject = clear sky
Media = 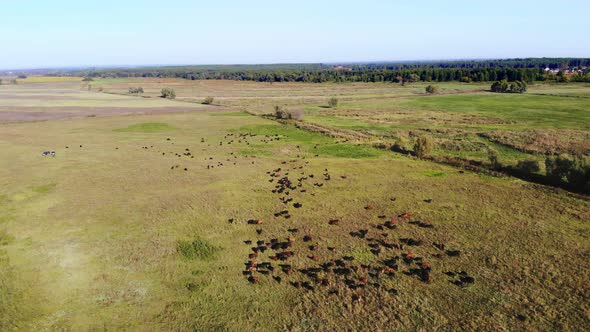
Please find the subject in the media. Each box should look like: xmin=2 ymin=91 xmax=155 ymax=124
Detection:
xmin=1 ymin=0 xmax=589 ymax=69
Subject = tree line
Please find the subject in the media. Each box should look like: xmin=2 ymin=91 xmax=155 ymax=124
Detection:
xmin=41 ymin=58 xmax=590 ymax=83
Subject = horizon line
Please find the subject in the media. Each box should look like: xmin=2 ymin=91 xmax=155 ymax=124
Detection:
xmin=2 ymin=56 xmax=588 ymax=72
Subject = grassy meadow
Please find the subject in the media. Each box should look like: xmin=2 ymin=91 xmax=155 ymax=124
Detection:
xmin=0 ymin=79 xmax=589 ymax=331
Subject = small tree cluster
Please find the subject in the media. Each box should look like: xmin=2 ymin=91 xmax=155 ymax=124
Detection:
xmin=128 ymin=87 xmax=144 ymax=94
xmin=328 ymin=97 xmax=339 ymax=108
xmin=515 ymin=159 xmax=540 ymax=174
xmin=545 ymin=154 xmax=590 ymax=193
xmin=491 ymin=80 xmax=527 ymax=93
xmin=82 ymin=76 xmax=94 ymax=82
xmin=413 ymin=136 xmax=435 ymax=158
xmin=203 ymin=96 xmax=214 ymax=104
xmin=160 ymin=88 xmax=176 ymax=99
xmin=425 ymin=85 xmax=439 ymax=94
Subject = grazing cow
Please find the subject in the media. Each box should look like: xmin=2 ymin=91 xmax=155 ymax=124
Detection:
xmin=446 ymin=250 xmax=461 ymax=257
xmin=41 ymin=150 xmax=56 ymax=157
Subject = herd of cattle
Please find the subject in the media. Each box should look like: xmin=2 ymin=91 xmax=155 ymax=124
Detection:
xmin=237 ymin=153 xmax=474 ymax=302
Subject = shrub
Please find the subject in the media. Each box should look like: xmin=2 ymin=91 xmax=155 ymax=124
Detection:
xmin=82 ymin=76 xmax=93 ymax=82
xmin=407 ymin=73 xmax=420 ymax=83
xmin=17 ymin=75 xmax=27 ymax=79
xmin=203 ymin=96 xmax=214 ymax=104
xmin=128 ymin=87 xmax=144 ymax=95
xmin=160 ymin=88 xmax=176 ymax=99
xmin=487 ymin=148 xmax=501 ymax=169
xmin=516 ymin=159 xmax=540 ymax=174
xmin=274 ymin=105 xmax=288 ymax=119
xmin=392 ymin=136 xmax=410 ymax=153
xmin=491 ymin=80 xmax=527 ymax=93
xmin=545 ymin=154 xmax=573 ymax=183
xmin=425 ymin=85 xmax=439 ymax=94
xmin=288 ymin=109 xmax=305 ymax=120
xmin=546 ymin=154 xmax=590 ymax=192
xmin=328 ymin=97 xmax=339 ymax=108
xmin=274 ymin=105 xmax=304 ymax=120
xmin=413 ymin=136 xmax=435 ymax=158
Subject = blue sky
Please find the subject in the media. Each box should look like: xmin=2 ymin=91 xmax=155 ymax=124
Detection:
xmin=1 ymin=0 xmax=589 ymax=69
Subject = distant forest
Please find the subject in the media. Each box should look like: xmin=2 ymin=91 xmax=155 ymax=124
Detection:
xmin=43 ymin=58 xmax=590 ymax=83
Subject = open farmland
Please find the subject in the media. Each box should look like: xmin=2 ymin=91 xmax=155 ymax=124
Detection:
xmin=0 ymin=80 xmax=209 ymax=123
xmin=0 ymin=79 xmax=589 ymax=331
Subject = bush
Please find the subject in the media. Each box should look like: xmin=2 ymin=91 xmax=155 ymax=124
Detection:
xmin=203 ymin=96 xmax=214 ymax=104
xmin=160 ymin=88 xmax=176 ymax=99
xmin=413 ymin=136 xmax=434 ymax=158
xmin=288 ymin=109 xmax=305 ymax=120
xmin=516 ymin=159 xmax=540 ymax=174
xmin=328 ymin=97 xmax=339 ymax=108
xmin=546 ymin=154 xmax=590 ymax=192
xmin=274 ymin=105 xmax=304 ymax=120
xmin=82 ymin=76 xmax=93 ymax=82
xmin=17 ymin=75 xmax=27 ymax=79
xmin=545 ymin=154 xmax=573 ymax=183
xmin=491 ymin=80 xmax=527 ymax=93
xmin=425 ymin=85 xmax=439 ymax=94
xmin=274 ymin=105 xmax=287 ymax=119
xmin=407 ymin=73 xmax=420 ymax=83
xmin=391 ymin=135 xmax=410 ymax=153
xmin=487 ymin=148 xmax=501 ymax=170
xmin=128 ymin=87 xmax=144 ymax=94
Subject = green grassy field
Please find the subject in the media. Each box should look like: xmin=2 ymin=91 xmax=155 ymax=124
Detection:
xmin=0 ymin=80 xmax=589 ymax=331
